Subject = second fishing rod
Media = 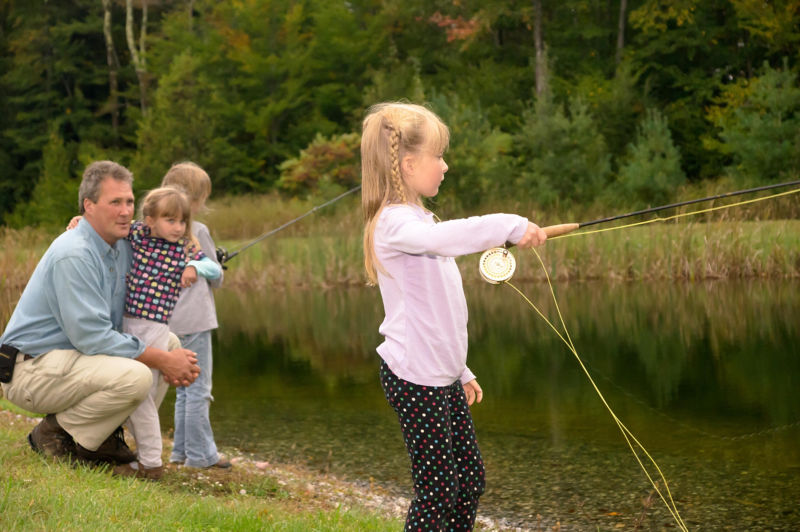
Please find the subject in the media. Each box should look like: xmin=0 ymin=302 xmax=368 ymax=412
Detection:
xmin=215 ymin=184 xmax=362 ymax=266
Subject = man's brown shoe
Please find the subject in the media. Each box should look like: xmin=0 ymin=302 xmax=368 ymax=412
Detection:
xmin=28 ymin=414 xmax=76 ymax=459
xmin=75 ymin=426 xmax=136 ymax=465
xmin=112 ymin=461 xmax=164 ymax=481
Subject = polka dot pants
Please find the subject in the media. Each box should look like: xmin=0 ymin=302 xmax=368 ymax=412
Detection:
xmin=380 ymin=361 xmax=486 ymax=531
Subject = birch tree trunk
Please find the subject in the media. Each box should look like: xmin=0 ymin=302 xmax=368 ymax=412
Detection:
xmin=101 ymin=0 xmax=119 ymax=137
xmin=125 ymin=0 xmax=148 ymax=115
xmin=616 ymin=0 xmax=628 ymax=65
xmin=533 ymin=0 xmax=548 ymax=96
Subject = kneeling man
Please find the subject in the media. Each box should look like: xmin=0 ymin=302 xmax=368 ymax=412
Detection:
xmin=0 ymin=160 xmax=199 ymax=465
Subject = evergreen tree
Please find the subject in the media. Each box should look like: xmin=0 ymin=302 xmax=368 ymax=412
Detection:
xmin=616 ymin=108 xmax=685 ymax=205
xmin=515 ymin=95 xmax=611 ymax=206
xmin=709 ymin=60 xmax=800 ymax=183
xmin=6 ymin=124 xmax=79 ymax=229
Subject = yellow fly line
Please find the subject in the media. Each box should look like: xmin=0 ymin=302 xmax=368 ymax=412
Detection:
xmin=549 ymin=186 xmax=800 ymax=240
xmin=505 ymin=249 xmax=689 ymax=531
xmin=475 ymin=184 xmax=800 ymax=529
xmin=476 ymin=185 xmax=800 ymax=530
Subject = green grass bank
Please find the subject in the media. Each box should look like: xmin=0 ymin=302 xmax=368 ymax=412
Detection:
xmin=0 ymin=402 xmax=401 ymax=531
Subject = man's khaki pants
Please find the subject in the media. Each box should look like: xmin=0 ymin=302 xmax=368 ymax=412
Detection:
xmin=1 ymin=349 xmax=152 ymax=450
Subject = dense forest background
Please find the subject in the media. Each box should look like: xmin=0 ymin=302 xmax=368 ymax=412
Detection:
xmin=1 ymin=0 xmax=798 ymax=228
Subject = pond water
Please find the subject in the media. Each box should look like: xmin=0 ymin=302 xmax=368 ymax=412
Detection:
xmin=162 ymin=278 xmax=800 ymax=530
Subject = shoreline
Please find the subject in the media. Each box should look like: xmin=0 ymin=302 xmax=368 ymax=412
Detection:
xmin=2 ymin=409 xmax=541 ymax=531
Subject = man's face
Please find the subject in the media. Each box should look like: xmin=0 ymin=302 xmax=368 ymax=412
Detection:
xmin=83 ymin=178 xmax=135 ymax=245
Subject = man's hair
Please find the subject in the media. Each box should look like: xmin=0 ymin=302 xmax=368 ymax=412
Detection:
xmin=78 ymin=161 xmax=134 ymax=214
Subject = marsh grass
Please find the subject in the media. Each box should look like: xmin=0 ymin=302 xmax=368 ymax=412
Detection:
xmin=0 ymin=405 xmax=399 ymax=531
xmin=1 ymin=227 xmax=55 ymax=328
xmin=213 ymin=214 xmax=799 ymax=290
xmin=198 ymin=188 xmax=798 ymax=290
xmin=2 ymin=190 xmax=798 ymax=325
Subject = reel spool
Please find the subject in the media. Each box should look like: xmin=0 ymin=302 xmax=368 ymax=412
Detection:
xmin=478 ymin=247 xmax=516 ymax=284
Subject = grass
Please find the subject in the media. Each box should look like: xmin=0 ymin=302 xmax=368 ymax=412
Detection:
xmin=212 ymin=216 xmax=800 ymax=291
xmin=2 ymin=188 xmax=799 ymax=324
xmin=0 ymin=403 xmax=401 ymax=531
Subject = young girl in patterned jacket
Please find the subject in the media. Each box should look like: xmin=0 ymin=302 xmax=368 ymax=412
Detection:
xmin=361 ymin=102 xmax=547 ymax=530
xmin=114 ymin=187 xmax=221 ymax=480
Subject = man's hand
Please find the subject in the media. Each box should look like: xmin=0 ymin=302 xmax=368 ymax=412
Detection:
xmin=137 ymin=346 xmax=199 ymax=387
xmin=160 ymin=348 xmax=200 ymax=386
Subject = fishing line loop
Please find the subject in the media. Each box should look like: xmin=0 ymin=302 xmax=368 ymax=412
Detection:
xmin=481 ymin=250 xmax=689 ymax=531
xmin=472 ymin=184 xmax=799 ymax=530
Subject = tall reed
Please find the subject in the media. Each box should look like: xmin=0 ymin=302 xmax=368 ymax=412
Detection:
xmin=2 ymin=190 xmax=798 ymax=329
xmin=204 ymin=192 xmax=799 ymax=288
xmin=0 ymin=227 xmax=54 ymax=327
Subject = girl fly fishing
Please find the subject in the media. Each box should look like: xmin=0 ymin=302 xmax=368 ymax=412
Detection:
xmin=360 ymin=102 xmax=546 ymax=531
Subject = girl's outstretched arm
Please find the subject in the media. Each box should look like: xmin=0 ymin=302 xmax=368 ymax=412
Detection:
xmin=379 ymin=205 xmax=540 ymax=258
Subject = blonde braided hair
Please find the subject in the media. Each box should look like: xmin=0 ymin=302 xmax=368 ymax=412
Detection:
xmin=361 ymin=102 xmax=450 ymax=285
xmin=387 ymin=124 xmax=407 ymax=204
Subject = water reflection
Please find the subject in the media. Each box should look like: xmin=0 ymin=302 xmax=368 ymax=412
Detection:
xmin=167 ymin=280 xmax=800 ymax=529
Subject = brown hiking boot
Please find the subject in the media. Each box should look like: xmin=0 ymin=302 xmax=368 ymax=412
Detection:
xmin=112 ymin=461 xmax=164 ymax=481
xmin=75 ymin=426 xmax=136 ymax=465
xmin=28 ymin=414 xmax=77 ymax=459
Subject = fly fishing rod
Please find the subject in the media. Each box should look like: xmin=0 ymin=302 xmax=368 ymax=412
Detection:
xmin=216 ymin=184 xmax=362 ymax=265
xmin=481 ymin=178 xmax=800 ymax=283
xmin=540 ymin=178 xmax=800 ymax=238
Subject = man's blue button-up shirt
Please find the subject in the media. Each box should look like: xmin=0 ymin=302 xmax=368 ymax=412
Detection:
xmin=0 ymin=219 xmax=145 ymax=358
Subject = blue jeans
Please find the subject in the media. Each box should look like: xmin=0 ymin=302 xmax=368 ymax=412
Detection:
xmin=170 ymin=331 xmax=220 ymax=468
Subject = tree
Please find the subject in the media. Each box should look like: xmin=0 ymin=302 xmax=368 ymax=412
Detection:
xmin=707 ymin=60 xmax=800 ymax=183
xmin=0 ymin=0 xmax=113 ymax=224
xmin=277 ymin=133 xmax=361 ymax=196
xmin=428 ymin=92 xmax=515 ymax=208
xmin=5 ymin=124 xmax=79 ymax=229
xmin=125 ymin=0 xmax=149 ymax=115
xmin=616 ymin=0 xmax=629 ymax=65
xmin=628 ymin=0 xmax=746 ymax=179
xmin=515 ymin=95 xmax=612 ymax=206
xmin=143 ymin=0 xmax=383 ymax=190
xmin=533 ymin=0 xmax=548 ymax=96
xmin=132 ymin=50 xmax=257 ymax=192
xmin=729 ymin=0 xmax=800 ymax=68
xmin=615 ymin=108 xmax=685 ymax=205
xmin=101 ymin=0 xmax=121 ymax=139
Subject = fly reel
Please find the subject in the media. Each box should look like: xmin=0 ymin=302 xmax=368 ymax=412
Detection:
xmin=478 ymin=247 xmax=516 ymax=284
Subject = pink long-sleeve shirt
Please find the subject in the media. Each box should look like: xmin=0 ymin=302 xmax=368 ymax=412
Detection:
xmin=374 ymin=204 xmax=529 ymax=387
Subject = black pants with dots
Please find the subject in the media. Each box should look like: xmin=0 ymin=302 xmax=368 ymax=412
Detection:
xmin=380 ymin=361 xmax=486 ymax=531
